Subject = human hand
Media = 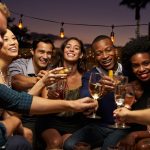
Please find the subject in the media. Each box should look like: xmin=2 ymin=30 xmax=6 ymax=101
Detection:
xmin=37 ymin=70 xmax=48 ymax=80
xmin=69 ymin=97 xmax=98 ymax=112
xmin=100 ymin=75 xmax=115 ymax=94
xmin=113 ymin=107 xmax=130 ymax=123
xmin=47 ymin=87 xmax=60 ymax=99
xmin=40 ymin=67 xmax=68 ymax=87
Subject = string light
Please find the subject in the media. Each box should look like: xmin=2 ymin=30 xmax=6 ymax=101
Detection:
xmin=18 ymin=14 xmax=23 ymax=29
xmin=10 ymin=11 xmax=149 ymax=40
xmin=110 ymin=25 xmax=115 ymax=43
xmin=60 ymin=22 xmax=64 ymax=38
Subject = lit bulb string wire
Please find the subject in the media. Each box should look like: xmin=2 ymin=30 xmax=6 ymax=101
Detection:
xmin=10 ymin=10 xmax=148 ymax=28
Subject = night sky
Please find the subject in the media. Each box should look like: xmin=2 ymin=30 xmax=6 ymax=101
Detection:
xmin=3 ymin=0 xmax=150 ymax=47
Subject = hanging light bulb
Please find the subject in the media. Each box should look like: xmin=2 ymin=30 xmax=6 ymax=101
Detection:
xmin=18 ymin=14 xmax=23 ymax=29
xmin=60 ymin=22 xmax=64 ymax=38
xmin=110 ymin=25 xmax=115 ymax=43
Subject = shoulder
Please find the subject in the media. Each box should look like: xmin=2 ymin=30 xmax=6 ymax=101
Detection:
xmin=9 ymin=58 xmax=30 ymax=68
xmin=10 ymin=58 xmax=30 ymax=66
xmin=83 ymin=67 xmax=97 ymax=77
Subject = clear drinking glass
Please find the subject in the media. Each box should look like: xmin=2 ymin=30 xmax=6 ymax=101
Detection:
xmin=47 ymin=78 xmax=68 ymax=99
xmin=88 ymin=72 xmax=103 ymax=118
xmin=111 ymin=84 xmax=127 ymax=128
xmin=56 ymin=79 xmax=68 ymax=99
xmin=112 ymin=82 xmax=135 ymax=129
xmin=124 ymin=83 xmax=136 ymax=109
xmin=113 ymin=75 xmax=128 ymax=86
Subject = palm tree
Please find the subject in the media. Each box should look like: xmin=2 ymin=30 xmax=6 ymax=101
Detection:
xmin=120 ymin=0 xmax=150 ymax=38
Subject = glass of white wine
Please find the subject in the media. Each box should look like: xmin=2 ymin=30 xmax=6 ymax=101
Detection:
xmin=111 ymin=83 xmax=135 ymax=128
xmin=88 ymin=72 xmax=103 ymax=118
xmin=110 ymin=84 xmax=126 ymax=128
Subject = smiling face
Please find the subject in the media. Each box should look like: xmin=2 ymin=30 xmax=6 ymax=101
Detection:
xmin=63 ymin=39 xmax=83 ymax=63
xmin=93 ymin=38 xmax=117 ymax=70
xmin=0 ymin=29 xmax=19 ymax=60
xmin=31 ymin=41 xmax=53 ymax=70
xmin=131 ymin=53 xmax=150 ymax=82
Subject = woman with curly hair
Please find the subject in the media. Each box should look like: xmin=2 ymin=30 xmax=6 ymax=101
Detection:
xmin=115 ymin=37 xmax=150 ymax=149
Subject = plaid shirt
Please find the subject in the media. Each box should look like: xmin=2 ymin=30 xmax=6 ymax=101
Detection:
xmin=0 ymin=84 xmax=32 ymax=146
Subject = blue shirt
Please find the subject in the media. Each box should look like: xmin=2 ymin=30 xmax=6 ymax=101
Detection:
xmin=0 ymin=84 xmax=32 ymax=146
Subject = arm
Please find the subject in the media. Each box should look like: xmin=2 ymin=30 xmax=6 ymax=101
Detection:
xmin=41 ymin=87 xmax=48 ymax=98
xmin=30 ymin=96 xmax=97 ymax=115
xmin=114 ymin=107 xmax=150 ymax=125
xmin=29 ymin=67 xmax=67 ymax=96
xmin=11 ymin=74 xmax=37 ymax=91
xmin=0 ymin=84 xmax=97 ymax=115
xmin=9 ymin=58 xmax=38 ymax=91
xmin=0 ymin=116 xmax=22 ymax=137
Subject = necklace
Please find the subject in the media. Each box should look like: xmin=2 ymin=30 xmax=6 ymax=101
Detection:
xmin=0 ymin=69 xmax=11 ymax=87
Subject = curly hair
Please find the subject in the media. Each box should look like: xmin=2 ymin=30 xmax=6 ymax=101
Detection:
xmin=121 ymin=37 xmax=150 ymax=81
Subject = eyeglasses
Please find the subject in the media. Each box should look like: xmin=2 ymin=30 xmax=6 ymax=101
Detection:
xmin=95 ymin=46 xmax=115 ymax=56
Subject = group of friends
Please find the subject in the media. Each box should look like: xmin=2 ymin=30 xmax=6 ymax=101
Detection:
xmin=0 ymin=2 xmax=150 ymax=150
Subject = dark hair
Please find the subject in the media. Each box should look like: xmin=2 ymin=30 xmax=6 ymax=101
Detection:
xmin=121 ymin=37 xmax=150 ymax=81
xmin=91 ymin=35 xmax=115 ymax=65
xmin=92 ymin=35 xmax=112 ymax=47
xmin=53 ymin=37 xmax=87 ymax=73
xmin=32 ymin=38 xmax=54 ymax=51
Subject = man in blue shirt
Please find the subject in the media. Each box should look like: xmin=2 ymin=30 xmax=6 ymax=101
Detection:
xmin=63 ymin=35 xmax=129 ymax=150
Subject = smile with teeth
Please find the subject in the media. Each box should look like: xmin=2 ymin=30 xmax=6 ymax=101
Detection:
xmin=139 ymin=73 xmax=149 ymax=78
xmin=102 ymin=59 xmax=112 ymax=65
xmin=67 ymin=53 xmax=75 ymax=57
xmin=9 ymin=47 xmax=17 ymax=51
xmin=40 ymin=60 xmax=47 ymax=64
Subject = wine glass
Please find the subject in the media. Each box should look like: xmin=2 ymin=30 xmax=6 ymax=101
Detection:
xmin=111 ymin=84 xmax=126 ymax=128
xmin=121 ymin=83 xmax=136 ymax=128
xmin=124 ymin=84 xmax=136 ymax=109
xmin=111 ymin=83 xmax=135 ymax=128
xmin=88 ymin=72 xmax=103 ymax=118
xmin=113 ymin=75 xmax=128 ymax=86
